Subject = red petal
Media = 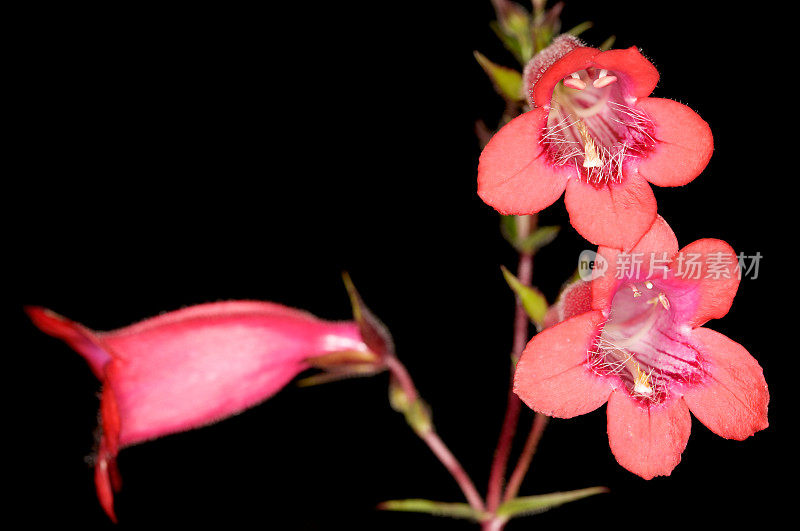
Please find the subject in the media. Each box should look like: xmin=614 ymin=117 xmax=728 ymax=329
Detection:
xmin=593 ymin=47 xmax=659 ymax=99
xmin=682 ymin=328 xmax=769 ymax=440
xmin=629 ymin=214 xmax=679 ymax=256
xmin=531 ymin=47 xmax=598 ymax=108
xmin=564 ymin=172 xmax=657 ymax=250
xmin=99 ymin=302 xmax=368 ymax=446
xmin=513 ymin=310 xmax=612 ymax=418
xmin=28 ymin=301 xmax=370 ymax=449
xmin=607 ymin=391 xmax=692 ymax=479
xmin=25 ymin=306 xmax=112 ymax=379
xmin=591 ymin=215 xmax=678 ymax=311
xmin=633 ymin=98 xmax=713 ymax=187
xmin=477 ymin=108 xmax=571 ymax=214
xmin=95 ymin=384 xmax=122 ymax=522
xmin=673 ymin=239 xmax=740 ymax=327
xmin=94 ymin=450 xmax=119 ymax=523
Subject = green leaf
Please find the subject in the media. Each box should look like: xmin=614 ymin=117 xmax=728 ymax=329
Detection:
xmin=474 ymin=51 xmax=524 ymax=102
xmin=518 ymin=225 xmax=560 ymax=253
xmin=501 ymin=266 xmax=548 ymax=328
xmin=379 ymin=499 xmax=486 ymax=521
xmin=599 ymin=35 xmax=616 ymax=51
xmin=497 ymin=487 xmax=608 ymax=519
xmin=490 ymin=21 xmax=524 ymax=64
xmin=566 ymin=21 xmax=593 ymax=37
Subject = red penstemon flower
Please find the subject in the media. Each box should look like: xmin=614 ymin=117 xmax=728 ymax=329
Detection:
xmin=513 ymin=217 xmax=768 ymax=479
xmin=26 ymin=301 xmax=376 ymax=521
xmin=478 ymin=35 xmax=713 ymax=250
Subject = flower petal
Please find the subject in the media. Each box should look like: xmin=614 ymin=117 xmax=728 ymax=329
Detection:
xmin=591 ymin=215 xmax=678 ymax=311
xmin=94 ymin=449 xmax=118 ymax=523
xmin=673 ymin=239 xmax=740 ymax=327
xmin=514 ymin=310 xmax=612 ymax=418
xmin=633 ymin=98 xmax=713 ymax=187
xmin=95 ymin=384 xmax=122 ymax=522
xmin=682 ymin=328 xmax=769 ymax=440
xmin=564 ymin=172 xmax=657 ymax=250
xmin=98 ymin=302 xmax=367 ymax=446
xmin=24 ymin=306 xmax=112 ymax=378
xmin=629 ymin=214 xmax=679 ymax=256
xmin=477 ymin=108 xmax=571 ymax=215
xmin=606 ymin=391 xmax=692 ymax=479
xmin=530 ymin=46 xmax=599 ymax=108
xmin=592 ymin=47 xmax=659 ymax=99
xmin=28 ymin=301 xmax=372 ymax=522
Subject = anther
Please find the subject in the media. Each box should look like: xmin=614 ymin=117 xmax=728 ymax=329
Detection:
xmin=563 ymin=72 xmax=586 ymax=90
xmin=593 ymin=69 xmax=618 ymax=88
xmin=631 ymin=285 xmax=642 ymax=298
xmin=646 ymin=292 xmax=671 ymax=311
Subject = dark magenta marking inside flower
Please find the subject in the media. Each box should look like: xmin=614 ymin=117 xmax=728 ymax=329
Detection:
xmin=543 ymin=68 xmax=656 ymax=185
xmin=591 ymin=277 xmax=703 ymax=404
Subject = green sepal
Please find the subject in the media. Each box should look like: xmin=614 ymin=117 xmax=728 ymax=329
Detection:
xmin=378 ymin=499 xmax=486 ymax=521
xmin=343 ymin=272 xmax=394 ymax=357
xmin=501 ymin=266 xmax=548 ymax=329
xmin=496 ymin=487 xmax=608 ymax=519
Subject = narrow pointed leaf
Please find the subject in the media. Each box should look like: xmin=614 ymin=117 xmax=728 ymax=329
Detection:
xmin=379 ymin=499 xmax=485 ymax=521
xmin=474 ymin=51 xmax=523 ymax=102
xmin=497 ymin=487 xmax=608 ymax=519
xmin=600 ymin=35 xmax=616 ymax=51
xmin=566 ymin=21 xmax=593 ymax=36
xmin=519 ymin=225 xmax=560 ymax=253
xmin=501 ymin=266 xmax=548 ymax=328
xmin=490 ymin=21 xmax=524 ymax=63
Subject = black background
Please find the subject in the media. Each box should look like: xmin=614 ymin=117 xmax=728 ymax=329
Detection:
xmin=10 ymin=1 xmax=792 ymax=528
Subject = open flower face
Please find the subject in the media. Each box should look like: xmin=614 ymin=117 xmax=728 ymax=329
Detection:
xmin=513 ymin=218 xmax=768 ymax=479
xmin=26 ymin=301 xmax=375 ymax=522
xmin=478 ymin=36 xmax=713 ymax=250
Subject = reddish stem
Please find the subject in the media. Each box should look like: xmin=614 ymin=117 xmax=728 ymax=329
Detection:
xmin=385 ymin=356 xmax=486 ymax=513
xmin=385 ymin=356 xmax=418 ymax=402
xmin=503 ymin=413 xmax=549 ymax=502
xmin=421 ymin=430 xmax=486 ymax=512
xmin=485 ymin=248 xmax=534 ymax=512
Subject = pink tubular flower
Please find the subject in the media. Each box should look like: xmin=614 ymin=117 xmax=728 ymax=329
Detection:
xmin=513 ymin=217 xmax=768 ymax=479
xmin=26 ymin=301 xmax=376 ymax=521
xmin=478 ymin=35 xmax=713 ymax=250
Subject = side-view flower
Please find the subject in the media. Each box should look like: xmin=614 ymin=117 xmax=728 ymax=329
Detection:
xmin=513 ymin=217 xmax=769 ymax=479
xmin=26 ymin=302 xmax=379 ymax=521
xmin=478 ymin=35 xmax=713 ymax=250
xmin=22 ymin=2 xmax=769 ymax=529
